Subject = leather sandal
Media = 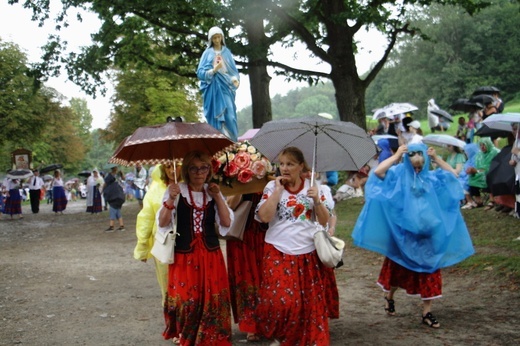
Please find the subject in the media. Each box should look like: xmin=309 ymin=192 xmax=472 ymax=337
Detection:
xmin=384 ymin=296 xmax=396 ymax=316
xmin=484 ymin=202 xmax=495 ymax=211
xmin=422 ymin=312 xmax=440 ymax=328
xmin=247 ymin=333 xmax=261 ymax=342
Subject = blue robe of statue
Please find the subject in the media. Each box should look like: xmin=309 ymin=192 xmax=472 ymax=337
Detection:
xmin=352 ymin=143 xmax=474 ymax=273
xmin=196 ymin=45 xmax=239 ymax=141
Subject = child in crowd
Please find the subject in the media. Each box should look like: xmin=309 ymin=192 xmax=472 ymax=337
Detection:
xmin=456 ymin=117 xmax=468 ymax=143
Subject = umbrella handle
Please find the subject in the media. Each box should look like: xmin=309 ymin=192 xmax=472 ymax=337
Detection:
xmin=174 ymin=161 xmax=177 ymax=184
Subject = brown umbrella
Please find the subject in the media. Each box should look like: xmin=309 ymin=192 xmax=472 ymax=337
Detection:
xmin=109 ymin=122 xmax=236 ymax=166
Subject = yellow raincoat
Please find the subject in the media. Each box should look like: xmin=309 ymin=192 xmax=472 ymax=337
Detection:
xmin=133 ymin=165 xmax=168 ymax=303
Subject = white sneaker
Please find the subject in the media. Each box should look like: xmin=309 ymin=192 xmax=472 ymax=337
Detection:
xmin=269 ymin=340 xmax=281 ymax=346
xmin=461 ymin=202 xmax=476 ymax=209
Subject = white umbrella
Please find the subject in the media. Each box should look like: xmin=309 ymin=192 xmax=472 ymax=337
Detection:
xmin=250 ymin=116 xmax=378 ymax=186
xmin=372 ymin=103 xmax=418 ymax=120
xmin=422 ymin=134 xmax=466 ymax=149
xmin=371 ymin=134 xmax=398 ymax=144
xmin=481 ymin=113 xmax=520 ymax=131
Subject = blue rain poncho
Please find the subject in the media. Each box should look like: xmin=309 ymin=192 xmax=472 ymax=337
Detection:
xmin=352 ymin=143 xmax=474 ymax=273
xmin=459 ymin=143 xmax=479 ymax=192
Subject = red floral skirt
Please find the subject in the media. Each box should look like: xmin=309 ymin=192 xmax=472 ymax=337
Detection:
xmin=255 ymin=243 xmax=339 ymax=346
xmin=377 ymin=257 xmax=442 ymax=299
xmin=163 ymin=236 xmax=231 ymax=345
xmin=226 ymin=221 xmax=265 ymax=333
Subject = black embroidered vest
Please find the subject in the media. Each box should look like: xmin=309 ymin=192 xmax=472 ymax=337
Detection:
xmin=174 ymin=195 xmax=220 ymax=253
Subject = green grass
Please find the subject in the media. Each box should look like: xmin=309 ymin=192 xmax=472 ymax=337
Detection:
xmin=333 ymin=197 xmax=520 ymax=285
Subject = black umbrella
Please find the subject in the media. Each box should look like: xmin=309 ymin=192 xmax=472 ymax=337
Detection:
xmin=78 ymin=170 xmax=92 ymax=177
xmin=470 ymin=94 xmax=495 ymax=106
xmin=430 ymin=109 xmax=453 ymax=122
xmin=6 ymin=169 xmax=33 ymax=180
xmin=486 ymin=145 xmax=515 ymax=196
xmin=39 ymin=163 xmax=63 ymax=174
xmin=449 ymin=98 xmax=483 ymax=113
xmin=472 ymin=86 xmax=500 ymax=97
xmin=475 ymin=124 xmax=511 ymax=138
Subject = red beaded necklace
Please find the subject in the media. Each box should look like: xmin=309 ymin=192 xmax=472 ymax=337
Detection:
xmin=285 ymin=177 xmax=305 ymax=195
xmin=188 ymin=184 xmax=207 ymax=211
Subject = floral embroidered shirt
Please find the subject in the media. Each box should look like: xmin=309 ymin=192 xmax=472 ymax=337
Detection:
xmin=255 ymin=179 xmax=332 ymax=255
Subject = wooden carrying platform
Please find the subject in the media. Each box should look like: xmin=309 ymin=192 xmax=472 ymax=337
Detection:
xmin=219 ymin=176 xmax=272 ymax=196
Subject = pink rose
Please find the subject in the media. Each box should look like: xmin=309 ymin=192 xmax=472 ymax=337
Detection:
xmin=251 ymin=160 xmax=267 ymax=179
xmin=237 ymin=169 xmax=254 ymax=183
xmin=224 ymin=161 xmax=239 ymax=177
xmin=211 ymin=159 xmax=221 ymax=174
xmin=233 ymin=152 xmax=251 ymax=170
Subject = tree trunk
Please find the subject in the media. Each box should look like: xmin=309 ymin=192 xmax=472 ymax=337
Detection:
xmin=330 ymin=69 xmax=367 ymax=130
xmin=243 ymin=16 xmax=272 ymax=128
xmin=248 ymin=63 xmax=272 ymax=128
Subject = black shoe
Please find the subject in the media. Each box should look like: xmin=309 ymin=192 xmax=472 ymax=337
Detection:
xmin=105 ymin=226 xmax=115 ymax=233
xmin=422 ymin=312 xmax=440 ymax=328
xmin=384 ymin=296 xmax=396 ymax=316
xmin=118 ymin=226 xmax=125 ymax=232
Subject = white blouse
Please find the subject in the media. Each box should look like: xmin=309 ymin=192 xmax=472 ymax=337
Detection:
xmin=255 ymin=179 xmax=332 ymax=255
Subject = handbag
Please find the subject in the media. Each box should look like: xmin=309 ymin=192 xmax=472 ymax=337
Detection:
xmin=151 ymin=196 xmax=179 ymax=264
xmin=313 ymin=223 xmax=345 ymax=268
xmin=225 ymin=200 xmax=253 ymax=241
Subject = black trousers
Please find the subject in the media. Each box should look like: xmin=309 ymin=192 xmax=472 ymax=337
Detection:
xmin=29 ymin=189 xmax=41 ymax=213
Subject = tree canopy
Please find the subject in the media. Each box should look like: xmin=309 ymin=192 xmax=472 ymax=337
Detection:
xmin=365 ymin=0 xmax=520 ymax=118
xmin=8 ymin=0 xmax=490 ymax=131
xmin=0 ymin=40 xmax=92 ymax=173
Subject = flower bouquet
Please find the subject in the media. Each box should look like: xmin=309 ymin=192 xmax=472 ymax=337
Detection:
xmin=212 ymin=141 xmax=275 ymax=196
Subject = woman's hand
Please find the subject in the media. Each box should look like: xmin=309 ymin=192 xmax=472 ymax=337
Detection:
xmin=167 ymin=183 xmax=180 ymax=200
xmin=207 ymin=182 xmax=221 ymax=199
xmin=307 ymin=185 xmax=320 ymax=204
xmin=274 ymin=176 xmax=287 ymax=191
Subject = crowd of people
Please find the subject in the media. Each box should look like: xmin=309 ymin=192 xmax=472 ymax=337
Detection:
xmin=1 ymin=22 xmax=517 ymax=344
xmin=364 ymin=93 xmax=519 ymax=220
xmin=133 ymin=147 xmax=338 ymax=345
xmin=0 ymin=164 xmax=150 ymax=226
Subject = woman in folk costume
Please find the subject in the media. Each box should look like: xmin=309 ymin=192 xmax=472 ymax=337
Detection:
xmin=134 ymin=163 xmax=182 ymax=304
xmin=157 ymin=151 xmax=234 ymax=345
xmin=255 ymin=147 xmax=339 ymax=346
xmin=352 ymin=143 xmax=474 ymax=328
xmin=196 ymin=26 xmax=240 ymax=141
xmin=86 ymin=169 xmax=104 ymax=213
xmin=2 ymin=177 xmax=23 ymax=219
xmin=51 ymin=170 xmax=67 ymax=214
xmin=226 ymin=193 xmax=268 ymax=342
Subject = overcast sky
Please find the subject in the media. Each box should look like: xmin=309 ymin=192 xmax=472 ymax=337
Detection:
xmin=1 ymin=1 xmax=386 ymax=130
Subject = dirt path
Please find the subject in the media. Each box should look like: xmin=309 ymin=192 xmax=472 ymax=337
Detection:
xmin=0 ymin=201 xmax=518 ymax=345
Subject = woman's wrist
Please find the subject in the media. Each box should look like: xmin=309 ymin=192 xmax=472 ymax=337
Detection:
xmin=163 ymin=200 xmax=175 ymax=210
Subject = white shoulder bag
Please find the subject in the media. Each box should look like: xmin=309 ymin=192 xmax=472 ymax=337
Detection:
xmin=151 ymin=196 xmax=179 ymax=264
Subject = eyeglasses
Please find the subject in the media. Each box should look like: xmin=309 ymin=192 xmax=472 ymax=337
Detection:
xmin=408 ymin=151 xmax=423 ymax=157
xmin=188 ymin=165 xmax=210 ymax=174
